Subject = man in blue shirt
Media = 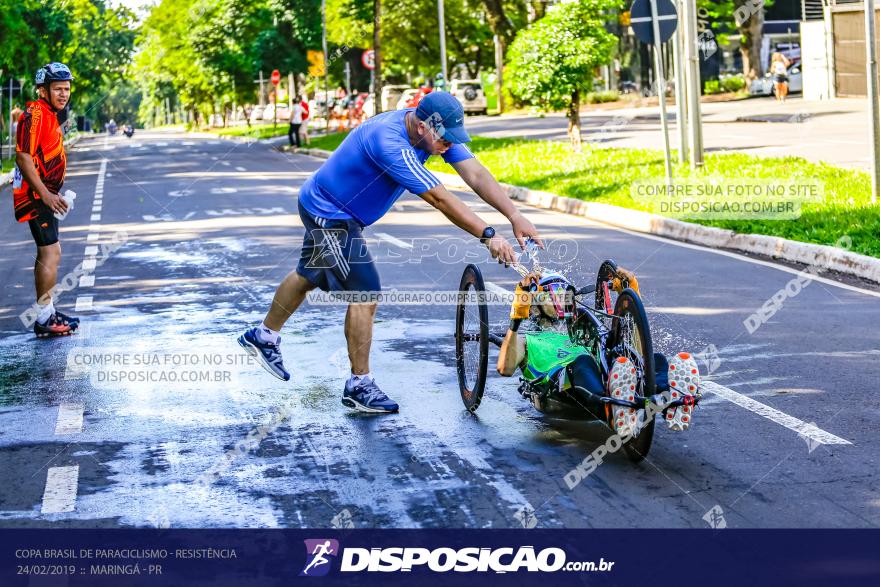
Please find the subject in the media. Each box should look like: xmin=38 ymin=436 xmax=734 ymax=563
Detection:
xmin=239 ymin=92 xmax=543 ymax=413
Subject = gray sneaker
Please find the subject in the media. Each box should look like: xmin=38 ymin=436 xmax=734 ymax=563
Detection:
xmin=342 ymin=377 xmax=399 ymax=413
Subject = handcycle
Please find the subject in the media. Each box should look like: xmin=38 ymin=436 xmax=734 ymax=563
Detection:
xmin=454 ymin=253 xmax=701 ymax=462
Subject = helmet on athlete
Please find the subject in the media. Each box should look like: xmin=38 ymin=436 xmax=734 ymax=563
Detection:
xmin=533 ymin=272 xmax=572 ymax=321
xmin=35 ymin=63 xmax=74 ymax=87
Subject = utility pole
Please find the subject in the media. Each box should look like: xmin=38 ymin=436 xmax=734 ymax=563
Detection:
xmin=682 ymin=0 xmax=703 ymax=167
xmin=866 ymin=0 xmax=879 ymax=203
xmin=494 ymin=35 xmax=504 ymax=114
xmin=373 ymin=0 xmax=383 ymax=115
xmin=322 ymin=0 xmax=330 ymax=130
xmin=649 ymin=0 xmax=673 ymax=183
xmin=254 ymin=71 xmax=266 ymax=107
xmin=438 ymin=0 xmax=448 ymax=85
xmin=673 ymin=0 xmax=688 ymax=164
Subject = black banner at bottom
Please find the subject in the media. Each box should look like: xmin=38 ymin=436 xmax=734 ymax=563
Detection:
xmin=2 ymin=529 xmax=879 ymax=586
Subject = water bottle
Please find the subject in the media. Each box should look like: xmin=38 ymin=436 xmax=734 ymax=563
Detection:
xmin=54 ymin=189 xmax=77 ymax=220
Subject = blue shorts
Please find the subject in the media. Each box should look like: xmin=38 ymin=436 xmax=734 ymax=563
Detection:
xmin=296 ymin=200 xmax=381 ymax=299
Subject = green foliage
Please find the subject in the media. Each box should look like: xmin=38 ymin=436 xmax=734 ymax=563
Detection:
xmin=703 ymin=80 xmax=722 ymax=94
xmin=721 ymin=74 xmax=746 ymax=93
xmin=0 ymin=0 xmax=136 ymax=119
xmin=585 ymin=90 xmax=619 ymax=104
xmin=505 ymin=0 xmax=622 ymax=112
xmin=136 ymin=0 xmax=322 ymax=127
xmin=304 ymin=132 xmax=880 ymax=258
xmin=328 ymin=0 xmax=513 ymax=82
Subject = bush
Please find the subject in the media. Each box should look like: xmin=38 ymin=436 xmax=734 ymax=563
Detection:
xmin=585 ymin=90 xmax=620 ymax=104
xmin=721 ymin=74 xmax=746 ymax=93
xmin=703 ymin=80 xmax=722 ymax=95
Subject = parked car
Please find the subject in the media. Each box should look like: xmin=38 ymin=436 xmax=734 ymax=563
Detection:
xmin=381 ymin=84 xmax=410 ymax=112
xmin=261 ymin=103 xmax=290 ymax=122
xmin=749 ymin=64 xmax=802 ymax=96
xmin=449 ymin=79 xmax=487 ymax=115
xmin=395 ymin=88 xmax=420 ymax=110
xmin=248 ymin=105 xmax=266 ymax=123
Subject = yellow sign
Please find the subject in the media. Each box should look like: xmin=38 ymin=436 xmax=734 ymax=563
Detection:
xmin=307 ymin=50 xmax=325 ymax=77
xmin=619 ymin=11 xmax=631 ymax=26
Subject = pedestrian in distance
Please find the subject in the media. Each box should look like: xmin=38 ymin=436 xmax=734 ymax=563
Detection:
xmin=770 ymin=52 xmax=791 ymax=103
xmin=238 ymin=92 xmax=544 ymax=414
xmin=11 ymin=103 xmax=23 ymax=136
xmin=13 ymin=62 xmax=80 ymax=337
xmin=288 ymin=95 xmax=305 ymax=148
xmin=299 ymin=96 xmax=311 ymax=146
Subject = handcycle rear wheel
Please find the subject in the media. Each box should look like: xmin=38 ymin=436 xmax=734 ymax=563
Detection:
xmin=455 ymin=264 xmax=489 ymax=412
xmin=608 ymin=288 xmax=656 ymax=463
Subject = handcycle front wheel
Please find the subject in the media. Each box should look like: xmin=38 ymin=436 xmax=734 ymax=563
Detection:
xmin=455 ymin=264 xmax=489 ymax=412
xmin=608 ymin=288 xmax=656 ymax=463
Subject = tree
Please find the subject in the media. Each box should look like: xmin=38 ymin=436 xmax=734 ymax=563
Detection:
xmin=506 ymin=0 xmax=620 ymax=152
xmin=700 ymin=0 xmax=775 ymax=82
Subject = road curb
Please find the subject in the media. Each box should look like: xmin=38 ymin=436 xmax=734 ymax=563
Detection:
xmin=291 ymin=147 xmax=880 ymax=284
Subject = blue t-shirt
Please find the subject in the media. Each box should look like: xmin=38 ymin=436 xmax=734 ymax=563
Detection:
xmin=298 ymin=108 xmax=475 ymax=226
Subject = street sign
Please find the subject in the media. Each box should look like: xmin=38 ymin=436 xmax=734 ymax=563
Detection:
xmin=307 ymin=50 xmax=325 ymax=77
xmin=362 ymin=49 xmax=375 ymax=71
xmin=270 ymin=69 xmax=281 ymax=86
xmin=630 ymin=0 xmax=677 ymax=45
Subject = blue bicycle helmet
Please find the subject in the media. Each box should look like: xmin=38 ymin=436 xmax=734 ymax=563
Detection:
xmin=35 ymin=63 xmax=74 ymax=86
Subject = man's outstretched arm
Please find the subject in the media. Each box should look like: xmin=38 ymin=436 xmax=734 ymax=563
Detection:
xmin=419 ymin=183 xmax=517 ymax=264
xmin=451 ymin=157 xmax=543 ymax=249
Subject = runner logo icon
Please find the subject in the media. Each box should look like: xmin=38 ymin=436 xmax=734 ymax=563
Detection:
xmin=300 ymin=539 xmax=340 ymax=577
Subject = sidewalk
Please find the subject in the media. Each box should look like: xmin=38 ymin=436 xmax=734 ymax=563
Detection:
xmin=467 ymin=96 xmax=872 ymax=171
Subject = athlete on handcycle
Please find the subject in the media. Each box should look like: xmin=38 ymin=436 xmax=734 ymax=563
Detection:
xmin=496 ymin=269 xmax=701 ymax=437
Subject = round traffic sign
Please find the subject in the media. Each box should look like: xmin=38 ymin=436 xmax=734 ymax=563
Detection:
xmin=630 ymin=0 xmax=677 ymax=45
xmin=362 ymin=50 xmax=375 ymax=70
xmin=271 ymin=69 xmax=281 ymax=85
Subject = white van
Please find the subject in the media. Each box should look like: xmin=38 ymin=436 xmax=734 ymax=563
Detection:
xmin=449 ymin=80 xmax=488 ymax=115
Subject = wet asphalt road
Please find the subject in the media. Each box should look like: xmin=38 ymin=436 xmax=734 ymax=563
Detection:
xmin=0 ymin=131 xmax=878 ymax=529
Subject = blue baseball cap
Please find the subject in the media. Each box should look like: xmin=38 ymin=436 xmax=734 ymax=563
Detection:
xmin=415 ymin=91 xmax=471 ymax=144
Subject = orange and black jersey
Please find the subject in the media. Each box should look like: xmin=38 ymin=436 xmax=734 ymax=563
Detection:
xmin=13 ymin=99 xmax=67 ymax=222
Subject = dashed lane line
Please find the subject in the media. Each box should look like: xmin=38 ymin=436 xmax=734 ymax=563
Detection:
xmin=54 ymin=404 xmax=84 ymax=435
xmin=375 ymin=232 xmax=413 ymax=249
xmin=41 ymin=465 xmax=79 ymax=514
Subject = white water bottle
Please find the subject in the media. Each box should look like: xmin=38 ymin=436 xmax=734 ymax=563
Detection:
xmin=54 ymin=189 xmax=77 ymax=220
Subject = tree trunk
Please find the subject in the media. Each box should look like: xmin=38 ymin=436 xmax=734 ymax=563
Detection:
xmin=481 ymin=0 xmax=515 ymax=49
xmin=734 ymin=0 xmax=765 ymax=81
xmin=567 ymin=89 xmax=581 ymax=153
xmin=373 ymin=0 xmax=382 ymax=115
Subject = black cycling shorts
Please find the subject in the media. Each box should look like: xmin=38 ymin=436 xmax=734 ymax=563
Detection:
xmin=27 ymin=207 xmax=60 ymax=247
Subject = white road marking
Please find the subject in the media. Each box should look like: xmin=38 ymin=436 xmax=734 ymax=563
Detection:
xmin=55 ymin=404 xmax=84 ymax=435
xmin=84 ymin=246 xmax=99 ymax=257
xmin=74 ymin=296 xmax=93 ymax=312
xmin=168 ymin=189 xmax=193 ymax=197
xmin=79 ymin=275 xmax=95 ymax=287
xmin=702 ymin=381 xmax=852 ymax=445
xmin=156 ymin=142 xmax=168 ymax=147
xmin=210 ymin=187 xmax=238 ymax=194
xmin=235 ymin=166 xmax=246 ymax=172
xmin=92 ymin=205 xmax=102 ymax=213
xmin=81 ymin=258 xmax=97 ymax=271
xmin=220 ymin=161 xmax=230 ymax=166
xmin=41 ymin=466 xmax=79 ymax=514
xmin=375 ymin=232 xmax=413 ymax=249
xmin=599 ymin=222 xmax=880 ymax=299
xmin=87 ymin=234 xmax=99 ymax=242
xmin=90 ymin=214 xmax=101 ymax=222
